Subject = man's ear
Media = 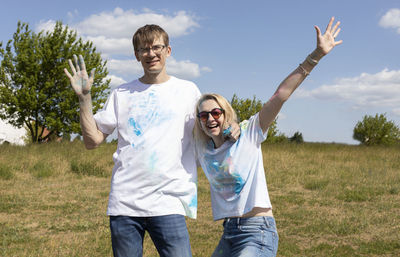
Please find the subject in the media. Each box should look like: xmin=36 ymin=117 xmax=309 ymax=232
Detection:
xmin=166 ymin=45 xmax=172 ymax=57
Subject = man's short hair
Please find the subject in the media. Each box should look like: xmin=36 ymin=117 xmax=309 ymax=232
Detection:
xmin=132 ymin=24 xmax=169 ymax=52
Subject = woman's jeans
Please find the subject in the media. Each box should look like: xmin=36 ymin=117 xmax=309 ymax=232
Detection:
xmin=211 ymin=216 xmax=279 ymax=257
xmin=109 ymin=214 xmax=192 ymax=257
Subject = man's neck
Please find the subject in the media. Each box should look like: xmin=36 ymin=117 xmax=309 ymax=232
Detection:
xmin=139 ymin=72 xmax=170 ymax=85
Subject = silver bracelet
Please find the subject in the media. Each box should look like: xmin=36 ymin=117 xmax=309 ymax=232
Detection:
xmin=306 ymin=54 xmax=318 ymax=66
xmin=298 ymin=64 xmax=310 ymax=76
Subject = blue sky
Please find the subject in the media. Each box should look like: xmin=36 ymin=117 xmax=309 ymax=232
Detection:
xmin=1 ymin=0 xmax=400 ymax=144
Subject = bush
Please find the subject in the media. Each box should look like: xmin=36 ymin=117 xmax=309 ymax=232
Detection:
xmin=265 ymin=119 xmax=287 ymax=143
xmin=266 ymin=132 xmax=288 ymax=143
xmin=289 ymin=131 xmax=304 ymax=143
xmin=353 ymin=113 xmax=400 ymax=146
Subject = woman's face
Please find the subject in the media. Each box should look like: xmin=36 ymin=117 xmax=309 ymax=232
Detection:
xmin=198 ymin=99 xmax=225 ymax=140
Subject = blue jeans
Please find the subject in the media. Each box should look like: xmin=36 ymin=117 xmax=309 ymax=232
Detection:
xmin=211 ymin=216 xmax=279 ymax=257
xmin=109 ymin=215 xmax=192 ymax=257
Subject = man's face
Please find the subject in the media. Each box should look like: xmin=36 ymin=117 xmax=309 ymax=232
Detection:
xmin=135 ymin=36 xmax=171 ymax=75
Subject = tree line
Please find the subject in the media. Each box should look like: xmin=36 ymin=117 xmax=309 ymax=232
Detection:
xmin=1 ymin=21 xmax=399 ymax=146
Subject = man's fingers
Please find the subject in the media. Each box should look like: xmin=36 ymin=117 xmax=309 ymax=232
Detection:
xmin=64 ymin=68 xmax=73 ymax=80
xmin=230 ymin=130 xmax=240 ymax=141
xmin=89 ymin=68 xmax=95 ymax=82
xmin=73 ymin=54 xmax=80 ymax=72
xmin=79 ymin=55 xmax=87 ymax=71
xmin=68 ymin=59 xmax=77 ymax=75
xmin=227 ymin=123 xmax=241 ymax=141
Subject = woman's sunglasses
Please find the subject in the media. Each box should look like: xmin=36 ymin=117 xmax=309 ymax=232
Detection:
xmin=197 ymin=108 xmax=224 ymax=122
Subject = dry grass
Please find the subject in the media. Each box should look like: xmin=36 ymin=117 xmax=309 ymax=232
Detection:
xmin=0 ymin=141 xmax=399 ymax=256
xmin=263 ymin=143 xmax=400 ymax=257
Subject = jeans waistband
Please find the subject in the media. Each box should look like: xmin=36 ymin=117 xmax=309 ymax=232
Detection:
xmin=224 ymin=216 xmax=275 ymax=227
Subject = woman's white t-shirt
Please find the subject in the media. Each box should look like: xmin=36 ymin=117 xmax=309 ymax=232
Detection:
xmin=196 ymin=113 xmax=272 ymax=220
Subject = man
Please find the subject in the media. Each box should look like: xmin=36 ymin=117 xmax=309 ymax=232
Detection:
xmin=65 ymin=23 xmax=240 ymax=257
xmin=65 ymin=24 xmax=200 ymax=257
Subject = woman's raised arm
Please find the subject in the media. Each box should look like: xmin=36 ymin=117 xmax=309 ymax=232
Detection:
xmin=259 ymin=17 xmax=343 ymax=133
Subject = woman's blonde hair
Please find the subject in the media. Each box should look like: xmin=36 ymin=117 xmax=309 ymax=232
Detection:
xmin=193 ymin=93 xmax=238 ymax=146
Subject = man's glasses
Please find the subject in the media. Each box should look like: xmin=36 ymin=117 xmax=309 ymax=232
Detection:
xmin=197 ymin=108 xmax=224 ymax=122
xmin=137 ymin=45 xmax=166 ymax=56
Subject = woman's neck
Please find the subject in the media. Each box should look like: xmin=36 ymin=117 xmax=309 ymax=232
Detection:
xmin=211 ymin=136 xmax=225 ymax=148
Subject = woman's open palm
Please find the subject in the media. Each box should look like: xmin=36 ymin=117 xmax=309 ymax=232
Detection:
xmin=315 ymin=17 xmax=343 ymax=55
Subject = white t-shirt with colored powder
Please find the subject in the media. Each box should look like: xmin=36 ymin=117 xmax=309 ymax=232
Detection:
xmin=94 ymin=76 xmax=201 ymax=218
xmin=196 ymin=113 xmax=272 ymax=220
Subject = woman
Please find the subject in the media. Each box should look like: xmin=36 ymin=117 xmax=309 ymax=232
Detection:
xmin=193 ymin=17 xmax=342 ymax=256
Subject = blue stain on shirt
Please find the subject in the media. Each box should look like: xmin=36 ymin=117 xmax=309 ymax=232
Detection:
xmin=128 ymin=118 xmax=142 ymax=136
xmin=126 ymin=89 xmax=174 ymax=149
xmin=211 ymin=161 xmax=220 ymax=171
xmin=189 ymin=195 xmax=197 ymax=208
xmin=149 ymin=152 xmax=157 ymax=172
xmin=206 ymin=158 xmax=245 ymax=197
xmin=232 ymin=173 xmax=245 ymax=194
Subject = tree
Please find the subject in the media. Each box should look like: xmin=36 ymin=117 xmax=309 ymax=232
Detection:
xmin=353 ymin=113 xmax=400 ymax=146
xmin=0 ymin=21 xmax=110 ymax=143
xmin=230 ymin=93 xmax=263 ymax=122
xmin=22 ymin=121 xmax=64 ymax=144
xmin=230 ymin=94 xmax=286 ymax=143
xmin=289 ymin=131 xmax=304 ymax=143
xmin=264 ymin=119 xmax=288 ymax=143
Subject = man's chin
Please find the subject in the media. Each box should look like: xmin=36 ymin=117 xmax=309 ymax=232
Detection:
xmin=146 ymin=68 xmax=162 ymax=74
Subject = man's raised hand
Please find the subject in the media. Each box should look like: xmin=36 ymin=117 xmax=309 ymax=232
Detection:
xmin=64 ymin=54 xmax=95 ymax=97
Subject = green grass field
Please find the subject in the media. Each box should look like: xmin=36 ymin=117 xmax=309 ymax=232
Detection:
xmin=1 ymin=141 xmax=399 ymax=256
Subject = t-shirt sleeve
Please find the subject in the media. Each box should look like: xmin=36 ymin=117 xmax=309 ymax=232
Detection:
xmin=240 ymin=113 xmax=268 ymax=146
xmin=93 ymin=90 xmax=117 ymax=135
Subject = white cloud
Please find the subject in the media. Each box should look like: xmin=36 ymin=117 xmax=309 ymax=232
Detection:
xmin=167 ymin=57 xmax=203 ymax=79
xmin=106 ymin=74 xmax=127 ymax=89
xmin=294 ymin=68 xmax=400 ymax=114
xmin=35 ymin=19 xmax=57 ymax=33
xmin=34 ymin=7 xmax=206 ymax=80
xmin=75 ymin=8 xmax=199 ymax=38
xmin=379 ymin=8 xmax=400 ymax=33
xmin=35 ymin=7 xmax=199 ymax=56
xmin=72 ymin=8 xmax=198 ymax=56
xmin=85 ymin=36 xmax=133 ymax=56
xmin=107 ymin=58 xmax=143 ymax=76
